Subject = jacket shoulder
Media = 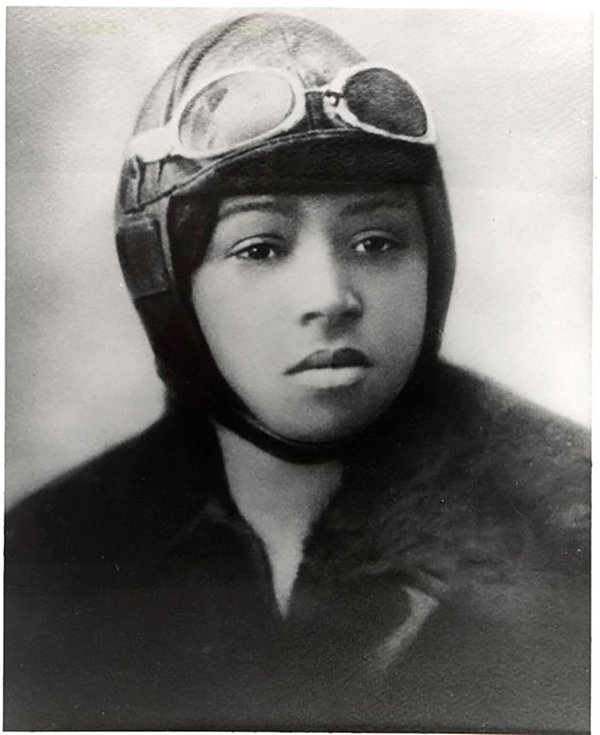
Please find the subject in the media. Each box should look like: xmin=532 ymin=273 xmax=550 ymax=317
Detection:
xmin=5 ymin=414 xmax=223 ymax=563
xmin=431 ymin=361 xmax=590 ymax=565
xmin=432 ymin=362 xmax=589 ymax=487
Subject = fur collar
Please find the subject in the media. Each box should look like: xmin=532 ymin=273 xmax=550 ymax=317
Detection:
xmin=298 ymin=363 xmax=589 ymax=630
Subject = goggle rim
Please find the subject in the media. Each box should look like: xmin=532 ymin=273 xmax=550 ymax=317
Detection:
xmin=128 ymin=62 xmax=436 ymax=164
xmin=322 ymin=61 xmax=436 ymax=145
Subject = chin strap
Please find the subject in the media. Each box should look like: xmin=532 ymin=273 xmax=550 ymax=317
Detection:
xmin=209 ymin=400 xmax=359 ymax=464
xmin=207 ymin=372 xmax=428 ymax=464
xmin=167 ymin=357 xmax=431 ymax=465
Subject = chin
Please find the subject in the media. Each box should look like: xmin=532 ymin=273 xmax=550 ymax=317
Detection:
xmin=268 ymin=409 xmax=383 ymax=445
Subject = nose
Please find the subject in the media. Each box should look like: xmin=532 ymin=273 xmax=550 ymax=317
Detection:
xmin=293 ymin=240 xmax=363 ymax=329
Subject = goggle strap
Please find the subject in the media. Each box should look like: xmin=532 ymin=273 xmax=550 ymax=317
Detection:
xmin=129 ymin=127 xmax=174 ymax=163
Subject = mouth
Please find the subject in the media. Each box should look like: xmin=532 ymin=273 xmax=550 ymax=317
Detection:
xmin=286 ymin=347 xmax=371 ymax=374
xmin=285 ymin=348 xmax=372 ymax=388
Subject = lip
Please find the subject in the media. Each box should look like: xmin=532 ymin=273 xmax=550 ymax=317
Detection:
xmin=285 ymin=347 xmax=372 ymax=375
xmin=288 ymin=366 xmax=369 ymax=389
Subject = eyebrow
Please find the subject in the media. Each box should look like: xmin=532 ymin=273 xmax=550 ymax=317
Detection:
xmin=217 ymin=197 xmax=291 ymax=221
xmin=339 ymin=196 xmax=409 ymax=217
xmin=216 ymin=193 xmax=410 ymax=223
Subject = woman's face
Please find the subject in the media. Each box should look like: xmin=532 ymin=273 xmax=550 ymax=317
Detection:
xmin=192 ymin=189 xmax=428 ymax=442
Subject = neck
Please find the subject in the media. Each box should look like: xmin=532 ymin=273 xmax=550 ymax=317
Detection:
xmin=215 ymin=424 xmax=342 ymax=615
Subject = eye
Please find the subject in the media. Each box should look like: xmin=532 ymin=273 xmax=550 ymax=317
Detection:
xmin=231 ymin=239 xmax=285 ymax=262
xmin=352 ymin=233 xmax=405 ymax=255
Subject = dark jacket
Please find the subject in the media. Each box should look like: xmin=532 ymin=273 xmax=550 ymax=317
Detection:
xmin=4 ymin=361 xmax=590 ymax=732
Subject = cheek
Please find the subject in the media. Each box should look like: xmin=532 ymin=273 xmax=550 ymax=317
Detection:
xmin=191 ymin=271 xmax=243 ymax=368
xmin=365 ymin=259 xmax=428 ymax=346
xmin=191 ymin=269 xmax=277 ymax=380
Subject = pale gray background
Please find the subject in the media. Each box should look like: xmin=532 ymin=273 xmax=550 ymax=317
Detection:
xmin=6 ymin=8 xmax=592 ymax=508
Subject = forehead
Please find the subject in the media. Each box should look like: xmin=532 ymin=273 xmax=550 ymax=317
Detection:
xmin=216 ymin=188 xmax=421 ymax=222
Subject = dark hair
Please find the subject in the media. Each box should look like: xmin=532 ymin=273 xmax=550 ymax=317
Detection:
xmin=167 ymin=195 xmax=219 ymax=295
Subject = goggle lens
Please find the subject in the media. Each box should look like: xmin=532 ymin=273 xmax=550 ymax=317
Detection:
xmin=178 ymin=71 xmax=296 ymax=153
xmin=341 ymin=68 xmax=428 ymax=137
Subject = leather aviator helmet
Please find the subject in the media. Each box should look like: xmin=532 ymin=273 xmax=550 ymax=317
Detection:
xmin=115 ymin=13 xmax=456 ymax=461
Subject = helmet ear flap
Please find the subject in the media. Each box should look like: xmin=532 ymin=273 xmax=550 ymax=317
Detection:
xmin=131 ymin=290 xmax=220 ymax=397
xmin=116 ymin=218 xmax=171 ymax=300
xmin=116 ymin=198 xmax=230 ymax=413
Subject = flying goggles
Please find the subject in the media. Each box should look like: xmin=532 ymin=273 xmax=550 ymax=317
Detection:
xmin=128 ymin=63 xmax=436 ymax=164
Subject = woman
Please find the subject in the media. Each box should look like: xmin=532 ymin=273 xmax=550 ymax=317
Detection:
xmin=4 ymin=13 xmax=589 ymax=732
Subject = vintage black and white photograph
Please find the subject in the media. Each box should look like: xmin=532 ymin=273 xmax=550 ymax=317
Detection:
xmin=4 ymin=7 xmax=591 ymax=732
